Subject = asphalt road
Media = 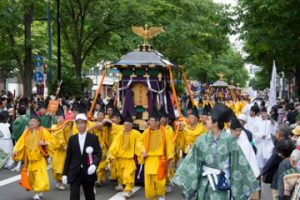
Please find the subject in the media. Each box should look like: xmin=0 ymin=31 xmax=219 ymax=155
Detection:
xmin=0 ymin=168 xmax=272 ymax=200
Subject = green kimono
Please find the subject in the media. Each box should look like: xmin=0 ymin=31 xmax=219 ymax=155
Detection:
xmin=40 ymin=114 xmax=57 ymax=128
xmin=0 ymin=148 xmax=9 ymax=169
xmin=172 ymin=130 xmax=259 ymax=200
xmin=11 ymin=115 xmax=29 ymax=141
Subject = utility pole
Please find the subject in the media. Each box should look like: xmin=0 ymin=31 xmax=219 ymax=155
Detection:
xmin=47 ymin=2 xmax=52 ymax=85
xmin=57 ymin=0 xmax=61 ymax=82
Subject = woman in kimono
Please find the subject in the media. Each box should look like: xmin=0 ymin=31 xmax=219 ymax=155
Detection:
xmin=172 ymin=103 xmax=259 ymax=200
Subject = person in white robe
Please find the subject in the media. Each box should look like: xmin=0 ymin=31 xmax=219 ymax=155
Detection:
xmin=254 ymin=107 xmax=275 ymax=169
xmin=0 ymin=111 xmax=14 ymax=169
xmin=245 ymin=104 xmax=260 ymax=135
xmin=230 ymin=117 xmax=260 ymax=178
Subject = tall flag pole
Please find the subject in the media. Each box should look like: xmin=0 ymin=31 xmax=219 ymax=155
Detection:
xmin=268 ymin=60 xmax=277 ymax=112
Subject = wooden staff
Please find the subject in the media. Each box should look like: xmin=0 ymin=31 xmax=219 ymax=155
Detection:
xmin=55 ymin=80 xmax=63 ymax=99
xmin=181 ymin=67 xmax=195 ymax=107
xmin=88 ymin=65 xmax=108 ymax=120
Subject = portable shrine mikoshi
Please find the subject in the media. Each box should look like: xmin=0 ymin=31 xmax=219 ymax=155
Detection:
xmin=88 ymin=25 xmax=196 ymax=131
xmin=87 ymin=25 xmax=201 ymax=184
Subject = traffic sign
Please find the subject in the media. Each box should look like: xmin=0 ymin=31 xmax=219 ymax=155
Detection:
xmin=34 ymin=55 xmax=44 ymax=68
xmin=33 ymin=71 xmax=44 ymax=83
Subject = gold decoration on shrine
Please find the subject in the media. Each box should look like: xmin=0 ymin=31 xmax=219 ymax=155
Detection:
xmin=132 ymin=83 xmax=148 ymax=107
xmin=217 ymin=72 xmax=225 ymax=80
xmin=158 ymin=73 xmax=162 ymax=81
xmin=131 ymin=24 xmax=165 ymax=45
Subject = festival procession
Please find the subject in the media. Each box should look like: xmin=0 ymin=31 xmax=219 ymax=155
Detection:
xmin=0 ymin=0 xmax=300 ymax=200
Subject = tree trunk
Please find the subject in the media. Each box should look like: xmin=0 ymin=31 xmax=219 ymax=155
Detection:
xmin=23 ymin=2 xmax=34 ymax=97
xmin=74 ymin=52 xmax=83 ymax=79
xmin=295 ymin=67 xmax=300 ymax=98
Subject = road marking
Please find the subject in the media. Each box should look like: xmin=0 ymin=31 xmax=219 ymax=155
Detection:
xmin=0 ymin=175 xmax=21 ymax=187
xmin=0 ymin=166 xmax=52 ymax=187
xmin=108 ymin=186 xmax=141 ymax=200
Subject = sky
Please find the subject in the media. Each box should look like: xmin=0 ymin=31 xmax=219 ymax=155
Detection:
xmin=212 ymin=0 xmax=261 ymax=76
xmin=213 ymin=0 xmax=237 ymax=6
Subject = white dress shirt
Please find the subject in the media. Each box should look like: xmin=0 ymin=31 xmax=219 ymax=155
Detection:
xmin=78 ymin=132 xmax=87 ymax=155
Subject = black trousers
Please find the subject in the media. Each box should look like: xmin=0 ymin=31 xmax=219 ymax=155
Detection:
xmin=70 ymin=168 xmax=95 ymax=200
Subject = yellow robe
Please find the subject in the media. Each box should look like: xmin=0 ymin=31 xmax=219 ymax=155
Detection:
xmin=50 ymin=123 xmax=71 ymax=181
xmin=93 ymin=126 xmax=109 ymax=182
xmin=172 ymin=119 xmax=187 ymax=164
xmin=164 ymin=125 xmax=175 ymax=186
xmin=142 ymin=127 xmax=174 ymax=199
xmin=107 ymin=124 xmax=124 ymax=180
xmin=183 ymin=122 xmax=206 ymax=153
xmin=14 ymin=127 xmax=56 ymax=193
xmin=108 ymin=129 xmax=144 ymax=192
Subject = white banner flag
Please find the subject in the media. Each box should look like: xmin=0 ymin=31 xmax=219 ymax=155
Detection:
xmin=268 ymin=60 xmax=277 ymax=112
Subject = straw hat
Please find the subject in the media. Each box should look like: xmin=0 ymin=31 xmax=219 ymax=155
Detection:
xmin=292 ymin=126 xmax=300 ymax=136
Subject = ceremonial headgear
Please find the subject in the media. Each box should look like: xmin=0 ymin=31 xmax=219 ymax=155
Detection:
xmin=159 ymin=107 xmax=168 ymax=118
xmin=123 ymin=111 xmax=134 ymax=123
xmin=190 ymin=106 xmax=199 ymax=117
xmin=56 ymin=105 xmax=64 ymax=116
xmin=202 ymin=104 xmax=212 ymax=116
xmin=260 ymin=107 xmax=267 ymax=113
xmin=210 ymin=103 xmax=234 ymax=123
xmin=113 ymin=107 xmax=121 ymax=118
xmin=250 ymin=104 xmax=260 ymax=114
xmin=106 ymin=97 xmax=115 ymax=109
xmin=187 ymin=100 xmax=193 ymax=110
xmin=96 ymin=97 xmax=104 ymax=106
xmin=230 ymin=117 xmax=242 ymax=129
xmin=150 ymin=107 xmax=161 ymax=121
xmin=99 ymin=104 xmax=105 ymax=113
xmin=198 ymin=98 xmax=203 ymax=104
xmin=30 ymin=108 xmax=40 ymax=121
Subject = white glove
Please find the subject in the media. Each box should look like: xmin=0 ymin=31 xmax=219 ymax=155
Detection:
xmin=62 ymin=175 xmax=68 ymax=185
xmin=87 ymin=164 xmax=96 ymax=175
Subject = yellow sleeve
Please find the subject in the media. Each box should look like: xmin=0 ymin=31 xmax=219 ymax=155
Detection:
xmin=43 ymin=128 xmax=57 ymax=158
xmin=197 ymin=123 xmax=206 ymax=136
xmin=72 ymin=123 xmax=78 ymax=135
xmin=13 ymin=129 xmax=27 ymax=161
xmin=177 ymin=130 xmax=186 ymax=151
xmin=63 ymin=124 xmax=72 ymax=145
xmin=134 ymin=130 xmax=145 ymax=156
xmin=107 ymin=133 xmax=121 ymax=160
xmin=165 ymin=127 xmax=174 ymax=161
xmin=111 ymin=124 xmax=123 ymax=133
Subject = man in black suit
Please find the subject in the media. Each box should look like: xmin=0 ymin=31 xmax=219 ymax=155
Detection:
xmin=62 ymin=113 xmax=101 ymax=200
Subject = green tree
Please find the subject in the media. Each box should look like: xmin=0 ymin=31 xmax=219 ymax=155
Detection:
xmin=59 ymin=0 xmax=244 ymax=85
xmin=0 ymin=0 xmax=247 ymax=97
xmin=0 ymin=0 xmax=49 ymax=96
xmin=236 ymin=0 xmax=300 ymax=96
xmin=0 ymin=0 xmax=23 ymax=91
